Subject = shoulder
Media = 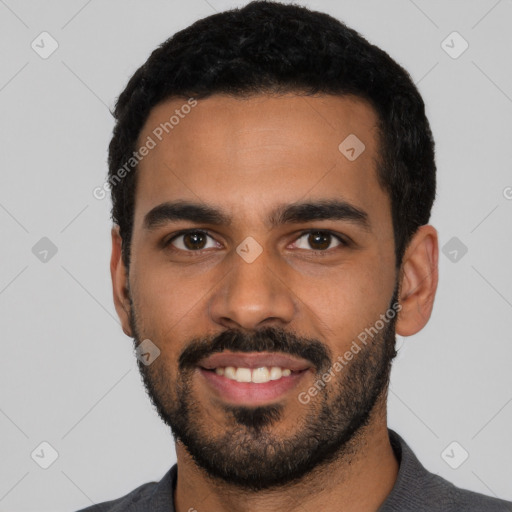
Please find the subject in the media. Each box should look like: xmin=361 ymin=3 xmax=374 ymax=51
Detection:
xmin=74 ymin=466 xmax=176 ymax=512
xmin=75 ymin=482 xmax=157 ymax=512
xmin=446 ymin=483 xmax=512 ymax=511
xmin=418 ymin=469 xmax=512 ymax=511
xmin=381 ymin=430 xmax=512 ymax=512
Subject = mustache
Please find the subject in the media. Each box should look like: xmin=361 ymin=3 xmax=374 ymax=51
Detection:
xmin=178 ymin=326 xmax=332 ymax=373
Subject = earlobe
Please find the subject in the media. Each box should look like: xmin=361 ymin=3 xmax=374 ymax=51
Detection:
xmin=395 ymin=225 xmax=439 ymax=337
xmin=110 ymin=226 xmax=133 ymax=337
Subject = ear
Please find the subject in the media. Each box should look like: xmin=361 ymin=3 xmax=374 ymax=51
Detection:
xmin=110 ymin=226 xmax=133 ymax=337
xmin=396 ymin=225 xmax=439 ymax=337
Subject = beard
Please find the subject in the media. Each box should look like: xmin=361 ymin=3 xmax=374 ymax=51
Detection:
xmin=128 ymin=289 xmax=398 ymax=491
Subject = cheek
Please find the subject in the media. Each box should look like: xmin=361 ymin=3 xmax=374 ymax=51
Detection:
xmin=131 ymin=269 xmax=199 ymax=380
xmin=291 ymin=257 xmax=395 ymax=348
xmin=131 ymin=257 xmax=204 ymax=340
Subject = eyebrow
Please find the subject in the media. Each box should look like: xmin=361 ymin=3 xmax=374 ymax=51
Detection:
xmin=143 ymin=199 xmax=371 ymax=232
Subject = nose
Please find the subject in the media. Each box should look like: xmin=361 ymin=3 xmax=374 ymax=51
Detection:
xmin=208 ymin=246 xmax=296 ymax=331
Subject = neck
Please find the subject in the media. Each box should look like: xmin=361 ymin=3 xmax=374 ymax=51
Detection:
xmin=173 ymin=398 xmax=398 ymax=512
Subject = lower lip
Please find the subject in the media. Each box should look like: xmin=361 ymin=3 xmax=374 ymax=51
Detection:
xmin=198 ymin=368 xmax=309 ymax=405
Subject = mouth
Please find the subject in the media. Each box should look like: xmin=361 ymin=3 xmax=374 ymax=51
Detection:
xmin=197 ymin=351 xmax=312 ymax=405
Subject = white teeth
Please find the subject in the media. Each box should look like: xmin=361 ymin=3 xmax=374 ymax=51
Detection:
xmin=252 ymin=367 xmax=270 ymax=383
xmin=235 ymin=367 xmax=252 ymax=383
xmin=269 ymin=366 xmax=282 ymax=380
xmin=213 ymin=366 xmax=294 ymax=383
xmin=224 ymin=366 xmax=236 ymax=379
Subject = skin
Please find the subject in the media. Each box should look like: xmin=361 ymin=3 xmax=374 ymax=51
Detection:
xmin=110 ymin=93 xmax=439 ymax=512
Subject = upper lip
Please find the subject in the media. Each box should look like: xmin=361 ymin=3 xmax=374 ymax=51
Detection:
xmin=198 ymin=351 xmax=312 ymax=371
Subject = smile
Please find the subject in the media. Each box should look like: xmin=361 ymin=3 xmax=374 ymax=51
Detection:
xmin=210 ymin=366 xmax=292 ymax=383
xmin=197 ymin=351 xmax=312 ymax=405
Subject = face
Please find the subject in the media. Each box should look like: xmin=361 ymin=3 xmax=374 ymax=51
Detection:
xmin=118 ymin=93 xmax=400 ymax=489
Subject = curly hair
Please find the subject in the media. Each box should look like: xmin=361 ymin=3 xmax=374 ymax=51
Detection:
xmin=108 ymin=0 xmax=436 ymax=269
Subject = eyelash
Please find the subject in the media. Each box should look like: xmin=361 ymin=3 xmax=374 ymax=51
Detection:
xmin=163 ymin=229 xmax=350 ymax=255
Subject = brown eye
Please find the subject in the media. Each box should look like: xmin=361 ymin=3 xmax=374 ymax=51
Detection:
xmin=167 ymin=231 xmax=217 ymax=251
xmin=293 ymin=230 xmax=346 ymax=252
xmin=184 ymin=232 xmax=207 ymax=250
xmin=308 ymin=231 xmax=331 ymax=250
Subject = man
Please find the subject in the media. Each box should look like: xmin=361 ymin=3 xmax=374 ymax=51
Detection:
xmin=79 ymin=1 xmax=512 ymax=511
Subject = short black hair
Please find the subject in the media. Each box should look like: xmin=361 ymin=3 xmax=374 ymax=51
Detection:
xmin=108 ymin=0 xmax=436 ymax=269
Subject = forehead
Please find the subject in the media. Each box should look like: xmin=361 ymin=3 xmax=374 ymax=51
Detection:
xmin=133 ymin=93 xmax=388 ymax=232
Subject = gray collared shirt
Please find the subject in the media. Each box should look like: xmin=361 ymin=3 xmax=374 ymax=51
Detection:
xmin=76 ymin=429 xmax=512 ymax=511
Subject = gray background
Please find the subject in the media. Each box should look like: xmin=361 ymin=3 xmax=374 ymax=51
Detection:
xmin=1 ymin=1 xmax=511 ymax=510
